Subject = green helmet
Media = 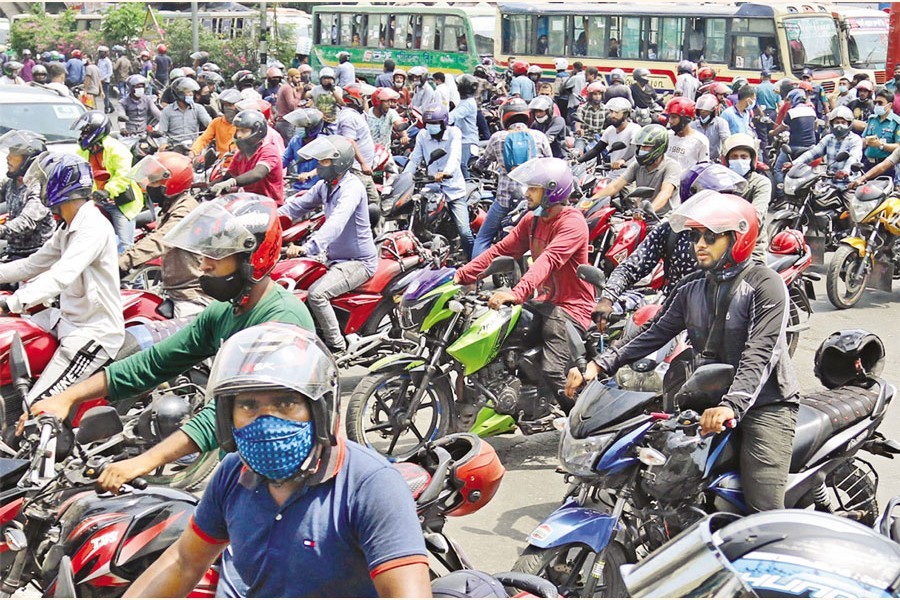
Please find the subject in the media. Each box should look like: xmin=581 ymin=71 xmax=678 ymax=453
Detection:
xmin=632 ymin=124 xmax=668 ymax=166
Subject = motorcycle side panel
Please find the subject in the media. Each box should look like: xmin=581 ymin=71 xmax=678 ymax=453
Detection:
xmin=331 ymin=294 xmax=384 ymax=334
xmin=271 ymin=258 xmax=328 ymax=290
xmin=447 ymin=305 xmax=521 ymax=376
xmin=707 ymin=472 xmax=748 ymax=514
xmin=527 ymin=502 xmax=618 ymax=553
xmin=121 ymin=290 xmax=166 ymax=326
xmin=0 ymin=317 xmax=59 ymax=385
xmin=595 ymin=421 xmax=654 ymax=475
xmin=368 ymin=353 xmax=426 ymax=373
xmin=605 ymin=220 xmax=646 ymax=267
xmin=469 ymin=407 xmax=517 ymax=437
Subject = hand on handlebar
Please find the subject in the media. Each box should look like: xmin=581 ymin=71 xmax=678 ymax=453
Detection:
xmin=17 ymin=394 xmax=72 ymax=436
xmin=565 ymin=361 xmax=604 ymax=399
xmin=782 ymin=162 xmax=793 ymax=173
xmin=96 ymin=456 xmax=153 ymax=495
xmin=592 ymin=298 xmax=614 ymax=332
xmin=699 ymin=406 xmax=737 ymax=436
xmin=285 ymin=244 xmax=307 ymax=258
xmin=848 ymin=178 xmax=865 ymax=191
xmin=487 ymin=290 xmax=516 ymax=310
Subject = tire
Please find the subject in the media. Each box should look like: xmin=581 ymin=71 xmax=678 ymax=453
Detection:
xmin=786 ymin=300 xmax=800 ymax=357
xmin=766 ymin=218 xmax=794 ymax=245
xmin=143 ymin=449 xmax=219 ymax=491
xmin=359 ymin=301 xmax=395 ymax=337
xmin=123 ymin=264 xmax=164 ymax=296
xmin=512 ymin=542 xmax=629 ymax=598
xmin=825 ymin=459 xmax=879 ymax=526
xmin=826 ymin=244 xmax=869 ymax=309
xmin=346 ymin=370 xmax=455 ymax=461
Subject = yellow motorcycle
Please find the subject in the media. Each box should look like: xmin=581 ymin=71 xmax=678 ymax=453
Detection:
xmin=826 ymin=178 xmax=900 ymax=309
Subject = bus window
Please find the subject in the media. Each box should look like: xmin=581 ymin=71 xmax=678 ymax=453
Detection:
xmin=502 ymin=13 xmax=531 ymax=55
xmin=393 ymin=14 xmax=410 ymax=49
xmin=366 ymin=14 xmax=389 ymax=48
xmin=705 ymin=18 xmax=727 ymax=63
xmin=439 ymin=15 xmax=467 ymax=53
xmin=685 ymin=18 xmax=707 ymax=62
xmin=586 ymin=16 xmax=608 ymax=57
xmin=421 ymin=15 xmax=436 ymax=50
xmin=573 ymin=16 xmax=587 ymax=56
xmin=535 ymin=15 xmax=566 ymax=56
xmin=338 ymin=14 xmax=354 ymax=45
xmin=410 ymin=14 xmax=424 ymax=49
xmin=784 ymin=16 xmax=841 ymax=70
xmin=659 ymin=17 xmax=685 ymax=61
xmin=317 ymin=13 xmax=337 ymax=45
xmin=616 ymin=16 xmax=642 ymax=60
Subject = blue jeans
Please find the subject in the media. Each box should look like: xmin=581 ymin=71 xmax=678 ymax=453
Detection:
xmin=447 ymin=195 xmax=474 ymax=260
xmin=473 ymin=200 xmax=513 ymax=258
xmin=460 ymin=142 xmax=473 ymax=179
xmin=97 ymin=200 xmax=135 ymax=253
xmin=773 ymin=148 xmax=790 ymax=200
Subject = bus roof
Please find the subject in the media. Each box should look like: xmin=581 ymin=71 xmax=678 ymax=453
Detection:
xmin=310 ymin=4 xmax=477 ymax=16
xmin=832 ymin=6 xmax=890 ymax=19
xmin=498 ymin=1 xmax=835 ymax=17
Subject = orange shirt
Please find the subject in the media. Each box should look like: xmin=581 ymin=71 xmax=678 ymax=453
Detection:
xmin=191 ymin=116 xmax=236 ymax=158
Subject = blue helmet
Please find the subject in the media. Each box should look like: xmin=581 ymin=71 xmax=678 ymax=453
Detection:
xmin=71 ymin=110 xmax=111 ymax=151
xmin=45 ymin=154 xmax=94 ymax=208
xmin=422 ymin=104 xmax=449 ymax=127
xmin=787 ymin=89 xmax=807 ymax=107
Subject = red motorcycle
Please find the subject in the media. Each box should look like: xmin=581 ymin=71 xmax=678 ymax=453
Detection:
xmin=767 ymin=228 xmax=817 ymax=356
xmin=579 ymin=187 xmax=657 ymax=274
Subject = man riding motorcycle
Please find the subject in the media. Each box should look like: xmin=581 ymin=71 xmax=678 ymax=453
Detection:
xmin=570 ymin=190 xmax=800 ymax=513
xmin=210 ymin=109 xmax=285 ymax=206
xmin=0 ymin=131 xmax=54 ymax=262
xmin=454 ymin=157 xmax=594 ymax=414
xmin=783 ymin=106 xmax=863 ymax=191
xmin=157 ymin=77 xmax=211 ymax=141
xmin=190 ymin=88 xmax=242 ymax=161
xmin=576 ymin=97 xmax=640 ymax=176
xmin=120 ymin=75 xmax=162 ymax=136
xmin=283 ymin=108 xmax=326 ymax=191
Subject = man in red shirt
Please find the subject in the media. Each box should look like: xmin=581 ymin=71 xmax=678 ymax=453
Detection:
xmin=210 ymin=110 xmax=284 ymax=205
xmin=453 ymin=157 xmax=593 ymax=413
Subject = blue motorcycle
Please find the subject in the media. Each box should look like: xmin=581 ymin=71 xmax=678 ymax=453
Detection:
xmin=513 ymin=354 xmax=899 ymax=597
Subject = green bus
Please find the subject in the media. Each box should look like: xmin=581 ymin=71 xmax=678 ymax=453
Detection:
xmin=310 ymin=4 xmax=495 ymax=80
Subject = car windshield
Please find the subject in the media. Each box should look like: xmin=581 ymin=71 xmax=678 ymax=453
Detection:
xmin=0 ymin=102 xmax=84 ymax=142
xmin=784 ymin=16 xmax=842 ymax=69
xmin=849 ymin=30 xmax=888 ymax=69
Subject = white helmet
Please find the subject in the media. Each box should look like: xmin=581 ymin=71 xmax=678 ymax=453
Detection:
xmin=605 ymin=97 xmax=633 ymax=113
xmin=319 ymin=67 xmax=335 ymax=80
xmin=610 ymin=68 xmax=626 ymax=84
xmin=408 ymin=66 xmax=428 ymax=78
xmin=554 ymin=58 xmax=568 ymax=71
xmin=828 ymin=105 xmax=853 ymax=123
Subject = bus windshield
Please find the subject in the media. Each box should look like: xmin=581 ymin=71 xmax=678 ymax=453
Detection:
xmin=784 ymin=16 xmax=841 ymax=69
xmin=849 ymin=29 xmax=888 ymax=70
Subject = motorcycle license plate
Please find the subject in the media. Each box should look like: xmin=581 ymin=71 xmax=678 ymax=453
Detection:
xmin=871 ymin=259 xmax=893 ymax=293
xmin=807 ymin=235 xmax=827 ymax=270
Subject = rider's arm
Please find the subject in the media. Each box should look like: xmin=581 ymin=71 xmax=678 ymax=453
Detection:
xmin=473 ymin=131 xmax=501 ymax=172
xmin=191 ymin=118 xmax=218 ymax=155
xmin=279 ymin=180 xmax=324 ymax=221
xmin=857 ymin=149 xmax=900 ymax=183
xmin=455 ymin=212 xmax=532 ymax=284
xmin=196 ymin=105 xmax=212 ymax=129
xmin=602 ymin=224 xmax=671 ymax=303
xmin=0 ymin=188 xmax=51 ymax=238
xmin=401 ymin=131 xmax=425 ymax=174
xmin=442 ymin=128 xmax=463 ymax=176
xmin=795 ymin=139 xmax=827 ymax=165
xmin=593 ymin=172 xmax=628 ymax=199
xmin=147 ymin=97 xmax=162 ymax=122
xmin=303 ymin=181 xmax=366 ymax=256
xmin=651 ymin=184 xmax=677 ymax=214
xmin=0 ymin=237 xmax=60 ymax=289
xmin=509 ymin=210 xmax=586 ymax=304
xmin=103 ymin=139 xmax=139 ymax=198
xmin=230 ymin=142 xmax=279 ymax=186
xmin=744 ymin=173 xmax=772 ymax=228
xmin=119 ymin=198 xmax=193 ymax=272
xmin=155 ymin=106 xmax=170 ymax=134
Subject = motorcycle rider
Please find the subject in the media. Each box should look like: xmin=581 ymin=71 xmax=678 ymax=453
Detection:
xmin=509 ymin=60 xmax=535 ymax=102
xmin=157 ymin=77 xmax=211 ymax=141
xmin=391 ymin=69 xmax=411 ymax=108
xmin=783 ymin=106 xmax=863 ymax=189
xmin=232 ymin=69 xmax=261 ymax=102
xmin=665 ymin=97 xmax=710 ymax=170
xmin=406 ymin=104 xmax=473 ymax=252
xmin=256 ymin=66 xmax=283 ymax=105
xmin=576 ymin=98 xmax=640 ymax=178
xmin=529 ymin=95 xmax=567 ymax=159
xmin=278 ymin=136 xmax=377 ymax=353
xmin=721 ymin=135 xmax=772 ymax=258
xmin=333 ymin=83 xmax=377 ymax=203
xmin=449 ymin=74 xmax=480 ymax=177
xmin=152 ymin=44 xmax=172 ymax=89
xmin=674 ymin=60 xmax=699 ymax=101
xmin=210 ymin=110 xmax=285 ymax=206
xmin=692 ymin=94 xmax=730 ymax=162
xmin=574 ymin=81 xmax=607 ymax=155
xmin=64 ymin=48 xmax=85 ymax=87
xmin=0 ymin=154 xmax=122 ymax=407
xmin=121 ymin=153 xmax=210 ymax=318
xmin=72 ymin=111 xmax=144 ymax=253
xmin=23 ymin=194 xmax=315 ymax=491
xmin=569 ymin=190 xmax=800 ymax=513
xmin=336 ymin=50 xmax=356 ymax=87
xmin=721 ymin=84 xmax=757 ymax=135
xmin=307 ymin=67 xmax=343 ymax=128
xmin=772 ymin=89 xmax=818 ymax=202
xmin=0 ymin=131 xmax=54 ymax=262
xmin=849 ymin=80 xmax=875 ymax=124
xmin=408 ymin=66 xmax=437 ymax=111
xmin=592 ymin=123 xmax=683 ymax=215
xmin=455 ymin=157 xmax=594 ymax=414
xmin=604 ymin=68 xmax=633 ymax=105
xmin=29 ymin=64 xmax=48 ymax=85
xmin=190 ymin=88 xmax=242 ymax=162
xmin=123 ymin=323 xmax=430 ymax=598
xmin=120 ymin=75 xmax=161 ymax=136
xmin=630 ymin=68 xmax=661 ymax=110
xmin=470 ymin=98 xmax=551 ymax=257
xmin=366 ymin=87 xmax=406 ymax=148
xmin=282 ymin=108 xmax=325 ymax=191
xmin=274 ymin=68 xmax=304 ymax=143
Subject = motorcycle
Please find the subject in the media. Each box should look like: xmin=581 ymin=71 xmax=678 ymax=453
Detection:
xmin=346 ymin=257 xmax=570 ymax=461
xmin=577 ymin=187 xmax=657 ymax=274
xmin=826 ymin=177 xmax=900 ymax=309
xmin=512 ymin=340 xmax=899 ymax=597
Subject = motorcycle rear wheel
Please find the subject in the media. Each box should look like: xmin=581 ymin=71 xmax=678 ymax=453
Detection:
xmin=122 ymin=264 xmax=164 ymax=296
xmin=825 ymin=459 xmax=879 ymax=526
xmin=512 ymin=542 xmax=628 ymax=598
xmin=826 ymin=244 xmax=869 ymax=309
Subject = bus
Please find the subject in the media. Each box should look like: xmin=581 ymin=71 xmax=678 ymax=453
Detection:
xmin=833 ymin=7 xmax=889 ymax=82
xmin=309 ymin=4 xmax=495 ymax=80
xmin=496 ymin=2 xmax=846 ymax=93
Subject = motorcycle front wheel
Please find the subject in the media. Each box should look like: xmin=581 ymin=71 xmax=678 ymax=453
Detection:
xmin=346 ymin=370 xmax=455 ymax=461
xmin=512 ymin=542 xmax=629 ymax=598
xmin=826 ymin=244 xmax=869 ymax=309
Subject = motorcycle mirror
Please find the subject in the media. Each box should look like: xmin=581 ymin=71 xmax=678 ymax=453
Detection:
xmin=428 ymin=148 xmax=447 ymax=164
xmin=851 ymin=162 xmax=865 ymax=171
xmin=74 ymin=406 xmax=124 ymax=445
xmin=577 ymin=264 xmax=606 ymax=289
xmin=476 ymin=255 xmax=519 ymax=282
xmin=203 ymin=146 xmax=217 ymax=169
xmin=54 ymin=556 xmax=76 ymax=599
xmin=673 ymin=363 xmax=735 ymax=411
xmin=608 ymin=141 xmax=627 ymax=152
xmin=626 ymin=186 xmax=656 ymax=200
xmin=835 ymin=151 xmax=850 ymax=163
xmin=9 ymin=333 xmax=32 ymax=408
xmin=782 ymin=145 xmax=793 ymax=157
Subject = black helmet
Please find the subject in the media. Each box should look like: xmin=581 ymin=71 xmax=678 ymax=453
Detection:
xmin=232 ymin=69 xmax=255 ymax=89
xmin=0 ymin=130 xmax=47 ymax=178
xmin=814 ymin=329 xmax=885 ymax=389
xmin=231 ymin=110 xmax=268 ymax=156
xmin=457 ymin=74 xmax=478 ymax=99
xmin=71 ymin=110 xmax=111 ymax=151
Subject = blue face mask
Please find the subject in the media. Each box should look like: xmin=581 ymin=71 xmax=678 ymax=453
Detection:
xmin=874 ymin=104 xmax=887 ymax=117
xmin=426 ymin=123 xmax=443 ymax=136
xmin=184 ymin=95 xmax=194 ymax=105
xmin=233 ymin=415 xmax=315 ymax=481
xmin=728 ymin=158 xmax=752 ymax=177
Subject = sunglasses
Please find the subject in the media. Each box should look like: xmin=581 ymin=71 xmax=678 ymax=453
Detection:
xmin=689 ymin=229 xmax=726 ymax=245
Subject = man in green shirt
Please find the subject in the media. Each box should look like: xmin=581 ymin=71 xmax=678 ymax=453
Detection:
xmin=23 ymin=194 xmax=314 ymax=493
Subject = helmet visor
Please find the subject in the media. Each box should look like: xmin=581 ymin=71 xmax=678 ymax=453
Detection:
xmin=164 ymin=199 xmax=258 ymax=259
xmin=22 ymin=151 xmax=59 ymax=193
xmin=508 ymin=158 xmax=555 ymax=190
xmin=670 ymin=190 xmax=753 ymax=235
xmin=298 ymin=136 xmax=342 ymax=161
xmin=692 ymin=166 xmax=748 ymax=197
xmin=128 ymin=155 xmax=171 ymax=189
xmin=0 ymin=131 xmax=45 ymax=156
xmin=208 ymin=323 xmax=337 ymax=402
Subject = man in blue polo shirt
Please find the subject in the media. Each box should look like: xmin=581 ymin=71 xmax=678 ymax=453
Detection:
xmin=124 ymin=323 xmax=430 ymax=598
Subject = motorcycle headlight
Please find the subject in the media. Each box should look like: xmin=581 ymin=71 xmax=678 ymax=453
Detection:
xmin=558 ymin=422 xmax=615 ymax=477
xmin=850 ymin=198 xmax=880 ymax=222
xmin=783 ymin=177 xmax=800 ymax=197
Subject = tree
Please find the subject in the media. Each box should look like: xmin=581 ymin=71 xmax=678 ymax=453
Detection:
xmin=100 ymin=3 xmax=147 ymax=47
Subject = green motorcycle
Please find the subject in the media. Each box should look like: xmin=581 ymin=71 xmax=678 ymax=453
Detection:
xmin=346 ymin=258 xmax=565 ymax=460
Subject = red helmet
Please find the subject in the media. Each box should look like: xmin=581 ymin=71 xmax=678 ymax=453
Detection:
xmin=157 ymin=44 xmax=167 ymax=54
xmin=129 ymin=152 xmax=193 ymax=197
xmin=265 ymin=66 xmax=284 ymax=79
xmin=670 ymin=190 xmax=759 ymax=268
xmin=512 ymin=60 xmax=529 ymax=76
xmin=586 ymin=81 xmax=606 ymax=95
xmin=710 ymin=82 xmax=731 ymax=97
xmin=257 ymin=99 xmax=272 ymax=121
xmin=71 ymin=49 xmax=82 ymax=59
xmin=698 ymin=66 xmax=716 ymax=82
xmin=798 ymin=80 xmax=814 ymax=92
xmin=500 ymin=97 xmax=531 ymax=128
xmin=769 ymin=229 xmax=807 ymax=256
xmin=343 ymin=83 xmax=365 ymax=111
xmin=665 ymin=97 xmax=696 ymax=119
xmin=372 ymin=87 xmax=401 ymax=105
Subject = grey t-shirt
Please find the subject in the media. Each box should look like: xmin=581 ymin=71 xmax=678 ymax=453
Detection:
xmin=621 ymin=156 xmax=683 ymax=212
xmin=600 ymin=122 xmax=641 ymax=178
xmin=666 ymin=130 xmax=710 ymax=171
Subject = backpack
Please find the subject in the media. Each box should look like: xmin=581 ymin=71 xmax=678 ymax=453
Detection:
xmin=502 ymin=130 xmax=538 ymax=171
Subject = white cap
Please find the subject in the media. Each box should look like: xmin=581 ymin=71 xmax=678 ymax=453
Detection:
xmin=554 ymin=58 xmax=568 ymax=70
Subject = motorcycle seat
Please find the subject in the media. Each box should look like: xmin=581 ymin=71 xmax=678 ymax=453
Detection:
xmin=766 ymin=254 xmax=798 ymax=273
xmin=393 ymin=461 xmax=432 ymax=500
xmin=790 ymin=385 xmax=880 ymax=471
xmin=355 ymin=256 xmax=421 ymax=294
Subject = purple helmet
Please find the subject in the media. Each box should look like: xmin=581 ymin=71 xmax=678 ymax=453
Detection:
xmin=422 ymin=104 xmax=449 ymax=126
xmin=680 ymin=162 xmax=748 ymax=203
xmin=509 ymin=157 xmax=574 ymax=208
xmin=45 ymin=154 xmax=94 ymax=208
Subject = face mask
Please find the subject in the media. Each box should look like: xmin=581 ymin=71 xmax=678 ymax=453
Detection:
xmin=393 ymin=81 xmax=404 ymax=89
xmin=223 ymin=107 xmax=237 ymax=123
xmin=198 ymin=93 xmax=211 ymax=105
xmin=133 ymin=87 xmax=145 ymax=98
xmin=745 ymin=100 xmax=756 ymax=111
xmin=635 ymin=148 xmax=655 ymax=166
xmin=838 ymin=85 xmax=848 ymax=94
xmin=874 ymin=104 xmax=887 ymax=117
xmin=832 ymin=124 xmax=850 ymax=138
xmin=535 ymin=114 xmax=549 ymax=124
xmin=426 ymin=123 xmax=443 ymax=136
xmin=728 ymin=158 xmax=752 ymax=176
xmin=199 ymin=270 xmax=246 ymax=302
xmin=317 ymin=162 xmax=343 ymax=183
xmin=183 ymin=95 xmax=194 ymax=105
xmin=233 ymin=415 xmax=314 ymax=481
xmin=895 ymin=74 xmax=900 ymax=82
xmin=301 ymin=75 xmax=310 ymax=84
xmin=698 ymin=114 xmax=712 ymax=125
xmin=146 ymin=185 xmax=169 ymax=209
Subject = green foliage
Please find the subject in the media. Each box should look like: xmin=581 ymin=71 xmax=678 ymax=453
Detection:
xmin=9 ymin=8 xmax=100 ymax=56
xmin=100 ymin=3 xmax=146 ymax=46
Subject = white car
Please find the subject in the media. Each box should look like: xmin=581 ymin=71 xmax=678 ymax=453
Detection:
xmin=0 ymin=83 xmax=86 ymax=165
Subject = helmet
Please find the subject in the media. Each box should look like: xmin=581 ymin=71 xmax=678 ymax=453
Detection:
xmin=801 ymin=67 xmax=814 ymax=79
xmin=113 ymin=44 xmax=128 ymax=54
xmin=40 ymin=51 xmax=51 ymax=62
xmin=554 ymin=58 xmax=569 ymax=71
xmin=318 ymin=66 xmax=335 ymax=81
xmin=722 ymin=132 xmax=759 ymax=166
xmin=71 ymin=49 xmax=82 ymax=59
xmin=798 ymin=80 xmax=815 ymax=94
xmin=710 ymin=82 xmax=731 ymax=97
xmin=697 ymin=66 xmax=716 ymax=81
xmin=0 ymin=130 xmax=47 ymax=178
xmin=512 ymin=60 xmax=529 ymax=76
xmin=731 ymin=76 xmax=748 ymax=92
xmin=231 ymin=110 xmax=268 ymax=155
xmin=140 ymin=50 xmax=150 ymax=60
xmin=298 ymin=136 xmax=355 ymax=184
xmin=283 ymin=107 xmax=323 ymax=130
xmin=197 ymin=71 xmax=224 ymax=88
xmin=423 ymin=104 xmax=449 ymax=126
xmin=297 ymin=64 xmax=312 ymax=75
xmin=787 ymin=88 xmax=807 ymax=107
xmin=665 ymin=96 xmax=696 ymax=119
xmin=814 ymin=329 xmax=885 ymax=389
xmin=527 ymin=65 xmax=542 ymax=77
xmin=171 ymin=77 xmax=200 ymax=95
xmin=3 ymin=61 xmax=22 ymax=77
xmin=605 ymin=97 xmax=632 ymax=113
xmin=210 ymin=323 xmax=339 ymax=477
xmin=610 ymin=68 xmax=626 ymax=84
xmin=97 ymin=45 xmax=109 ymax=53
xmin=829 ymin=105 xmax=854 ymax=123
xmin=695 ymin=93 xmax=719 ymax=113
xmin=181 ymin=66 xmax=196 ymax=78
xmin=670 ymin=190 xmax=759 ymax=267
xmin=473 ymin=65 xmax=488 ymax=80
xmin=677 ymin=60 xmax=694 ymax=74
xmin=342 ymin=83 xmax=365 ymax=111
xmin=156 ymin=44 xmax=167 ymax=54
xmin=165 ymin=193 xmax=282 ymax=285
xmin=769 ymin=229 xmax=806 ymax=256
xmin=126 ymin=74 xmax=147 ymax=89
xmin=633 ymin=67 xmax=651 ymax=82
xmin=500 ymin=97 xmax=531 ymax=128
xmin=128 ymin=152 xmax=193 ymax=197
xmin=392 ymin=68 xmax=407 ymax=81
xmin=680 ymin=162 xmax=749 ymax=203
xmin=337 ymin=50 xmax=350 ymax=63
xmin=189 ymin=50 xmax=209 ymax=61
xmin=408 ymin=65 xmax=428 ymax=79
xmin=372 ymin=87 xmax=401 ymax=105
xmin=30 ymin=64 xmax=48 ymax=82
xmin=856 ymin=80 xmax=874 ymax=92
xmin=528 ymin=95 xmax=554 ymax=114
xmin=218 ymin=88 xmax=242 ymax=107
xmin=456 ymin=74 xmax=478 ymax=99
xmin=778 ymin=77 xmax=799 ymax=96
xmin=232 ymin=69 xmax=255 ymax=87
xmin=586 ymin=81 xmax=606 ymax=95
xmin=169 ymin=67 xmax=185 ymax=81
xmin=71 ymin=110 xmax=111 ymax=151
xmin=631 ymin=124 xmax=668 ymax=166
xmin=509 ymin=157 xmax=574 ymax=208
xmin=43 ymin=154 xmax=94 ymax=208
xmin=265 ymin=66 xmax=284 ymax=80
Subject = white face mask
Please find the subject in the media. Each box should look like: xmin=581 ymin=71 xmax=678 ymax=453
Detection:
xmin=133 ymin=87 xmax=145 ymax=98
xmin=534 ymin=114 xmax=549 ymax=123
